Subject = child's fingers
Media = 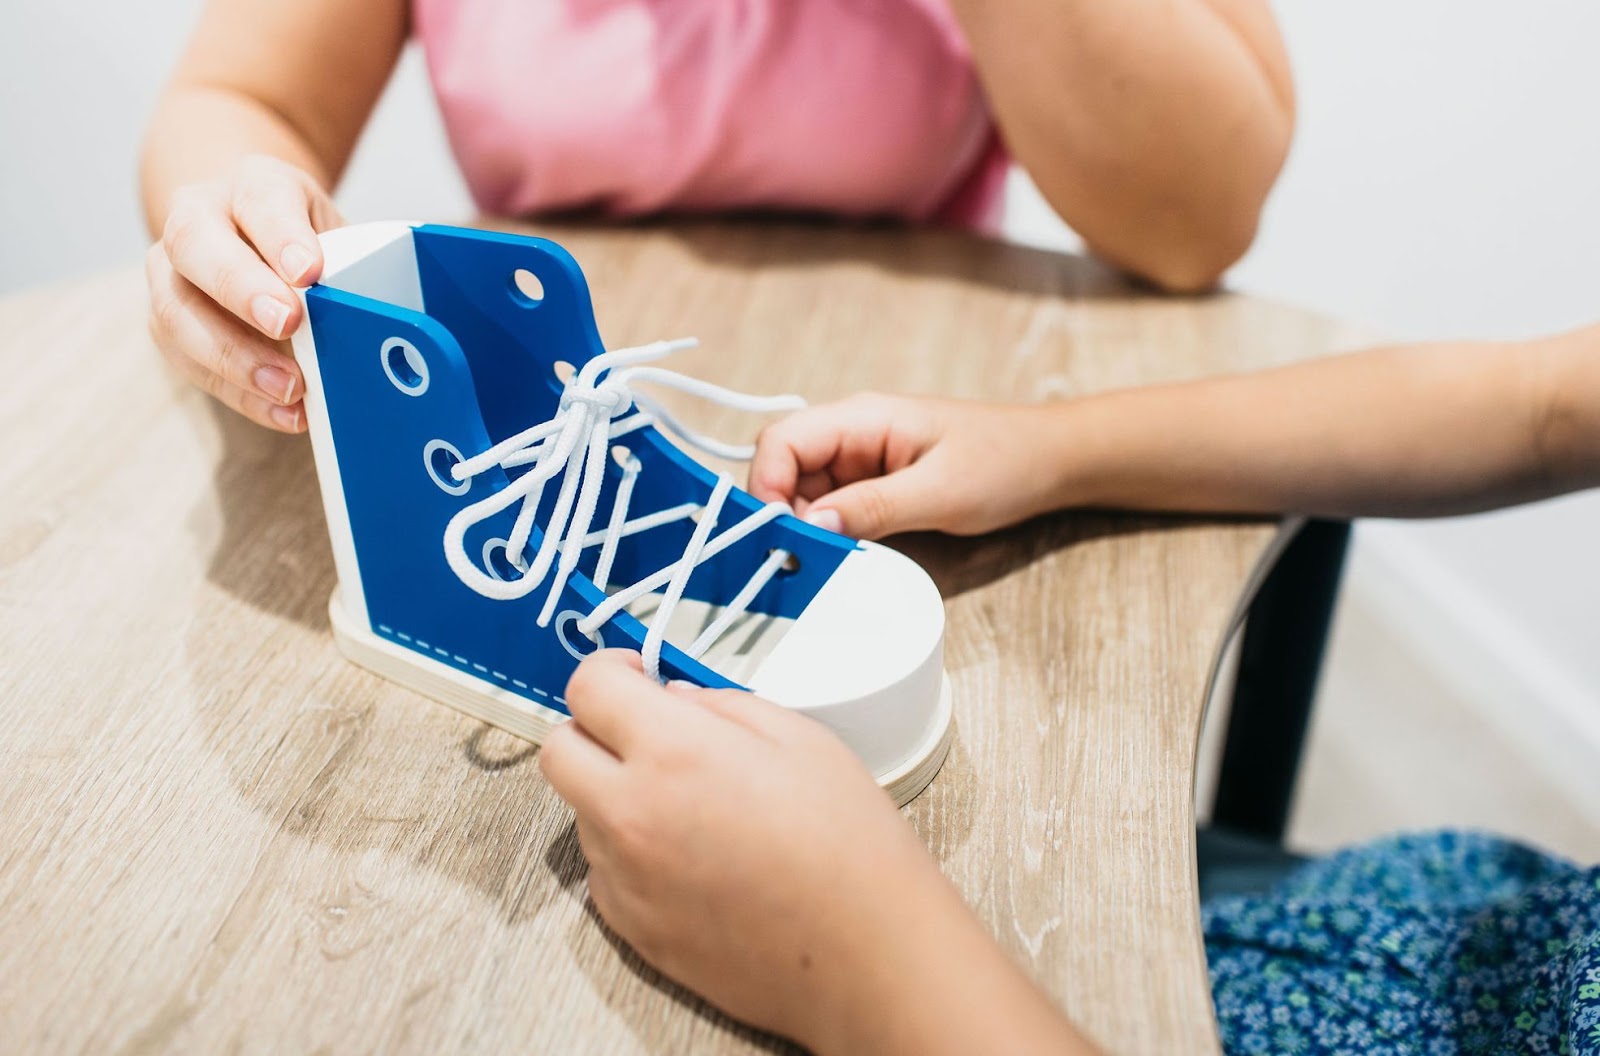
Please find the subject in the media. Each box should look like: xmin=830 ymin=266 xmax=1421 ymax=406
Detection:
xmin=229 ymin=157 xmax=326 ymax=287
xmin=539 ymin=722 xmax=624 ymax=818
xmin=749 ymin=398 xmax=896 ymax=505
xmin=807 ymin=462 xmax=945 ymax=540
xmin=563 ymin=650 xmax=685 ymax=759
xmin=794 ymin=470 xmax=835 ymax=507
xmin=748 ymin=421 xmax=818 ymax=504
xmin=162 ymin=187 xmax=303 ymax=342
xmin=664 ymin=681 xmax=798 ymax=744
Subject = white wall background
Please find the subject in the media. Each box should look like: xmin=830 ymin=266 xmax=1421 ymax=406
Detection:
xmin=4 ymin=1 xmax=1597 ymax=781
xmin=1241 ymin=0 xmax=1600 ymax=789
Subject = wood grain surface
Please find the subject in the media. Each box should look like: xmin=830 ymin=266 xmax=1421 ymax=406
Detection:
xmin=0 ymin=220 xmax=1349 ymax=1054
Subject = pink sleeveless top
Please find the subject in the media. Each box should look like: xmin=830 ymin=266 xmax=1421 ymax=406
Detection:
xmin=413 ymin=0 xmax=1007 ymax=227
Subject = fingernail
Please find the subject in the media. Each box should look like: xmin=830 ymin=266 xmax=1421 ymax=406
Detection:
xmin=280 ymin=243 xmax=316 ymax=283
xmin=270 ymin=404 xmax=302 ymax=431
xmin=253 ymin=364 xmax=296 ymax=403
xmin=804 ymin=508 xmax=843 ymax=534
xmin=251 ymin=295 xmax=291 ymax=339
xmin=665 ymin=679 xmax=697 ymax=692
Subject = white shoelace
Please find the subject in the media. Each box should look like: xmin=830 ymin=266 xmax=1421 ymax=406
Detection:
xmin=441 ymin=339 xmax=804 ymax=681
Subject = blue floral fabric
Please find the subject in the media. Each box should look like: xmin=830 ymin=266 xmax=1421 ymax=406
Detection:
xmin=1204 ymin=831 xmax=1600 ymax=1055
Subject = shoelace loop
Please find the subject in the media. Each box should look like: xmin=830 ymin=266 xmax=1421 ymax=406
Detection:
xmin=440 ymin=339 xmax=805 ymax=682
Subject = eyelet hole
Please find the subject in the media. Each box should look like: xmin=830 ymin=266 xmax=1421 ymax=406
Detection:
xmin=611 ymin=444 xmax=640 ymax=472
xmin=483 ymin=538 xmax=526 ymax=581
xmin=423 ymin=439 xmax=470 ymax=495
xmin=553 ymin=360 xmax=576 ymax=385
xmin=555 ymin=611 xmax=604 ymax=660
xmin=510 ymin=268 xmax=545 ymax=305
xmin=381 ymin=337 xmax=429 ymax=395
xmin=771 ymin=549 xmax=801 ymax=575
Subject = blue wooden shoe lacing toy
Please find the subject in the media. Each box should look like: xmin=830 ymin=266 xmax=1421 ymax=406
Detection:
xmin=291 ymin=222 xmax=952 ymax=803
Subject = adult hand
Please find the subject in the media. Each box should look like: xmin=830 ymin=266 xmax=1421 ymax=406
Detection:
xmin=145 ymin=154 xmax=342 ymax=432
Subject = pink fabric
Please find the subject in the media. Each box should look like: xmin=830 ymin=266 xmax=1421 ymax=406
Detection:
xmin=413 ymin=0 xmax=1007 ymax=228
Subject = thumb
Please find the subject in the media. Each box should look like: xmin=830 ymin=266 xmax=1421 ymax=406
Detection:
xmin=308 ymin=187 xmax=347 ymax=235
xmin=804 ymin=466 xmax=942 ymax=541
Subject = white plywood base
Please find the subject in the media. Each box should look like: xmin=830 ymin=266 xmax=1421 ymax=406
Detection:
xmin=330 ymin=591 xmax=954 ymax=806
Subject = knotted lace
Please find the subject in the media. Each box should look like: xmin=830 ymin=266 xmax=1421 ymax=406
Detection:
xmin=441 ymin=339 xmax=804 ymax=681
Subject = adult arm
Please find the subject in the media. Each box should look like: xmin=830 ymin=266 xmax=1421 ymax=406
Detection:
xmin=139 ymin=0 xmax=406 ymax=431
xmin=949 ymin=0 xmax=1295 ymax=291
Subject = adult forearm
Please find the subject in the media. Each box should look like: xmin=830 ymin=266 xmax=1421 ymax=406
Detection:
xmin=1045 ymin=333 xmax=1592 ymax=519
xmin=950 ymin=0 xmax=1293 ymax=291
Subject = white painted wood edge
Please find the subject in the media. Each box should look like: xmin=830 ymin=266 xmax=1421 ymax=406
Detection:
xmin=289 ymin=222 xmax=427 ymax=629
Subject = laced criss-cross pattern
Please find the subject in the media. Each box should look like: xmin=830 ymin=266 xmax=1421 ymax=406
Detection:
xmin=441 ymin=339 xmax=805 ymax=682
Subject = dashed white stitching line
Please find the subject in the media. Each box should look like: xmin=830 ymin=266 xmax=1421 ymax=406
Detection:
xmin=388 ymin=627 xmax=559 ymax=703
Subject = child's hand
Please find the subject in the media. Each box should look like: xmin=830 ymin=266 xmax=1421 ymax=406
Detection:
xmin=539 ymin=650 xmax=958 ymax=1051
xmin=145 ymin=155 xmax=343 ymax=433
xmin=749 ymin=393 xmax=1070 ymax=540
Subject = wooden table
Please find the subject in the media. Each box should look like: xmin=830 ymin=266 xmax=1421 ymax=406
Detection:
xmin=0 ymin=220 xmax=1349 ymax=1054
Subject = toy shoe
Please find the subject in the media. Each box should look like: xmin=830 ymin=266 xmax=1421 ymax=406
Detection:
xmin=290 ymin=222 xmax=952 ymax=804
